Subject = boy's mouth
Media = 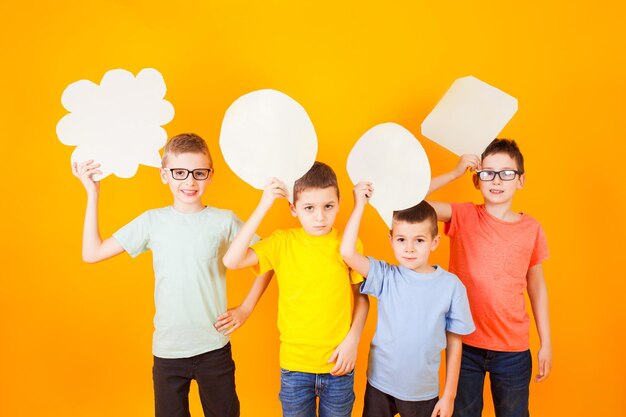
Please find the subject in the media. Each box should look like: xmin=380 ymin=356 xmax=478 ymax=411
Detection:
xmin=489 ymin=189 xmax=504 ymax=194
xmin=181 ymin=189 xmax=198 ymax=196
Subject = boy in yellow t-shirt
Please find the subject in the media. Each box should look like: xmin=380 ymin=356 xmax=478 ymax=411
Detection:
xmin=222 ymin=161 xmax=369 ymax=417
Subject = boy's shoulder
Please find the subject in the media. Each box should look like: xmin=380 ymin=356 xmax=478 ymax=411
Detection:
xmin=435 ymin=266 xmax=466 ymax=288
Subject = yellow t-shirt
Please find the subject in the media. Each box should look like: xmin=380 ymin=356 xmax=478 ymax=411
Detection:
xmin=252 ymin=228 xmax=364 ymax=373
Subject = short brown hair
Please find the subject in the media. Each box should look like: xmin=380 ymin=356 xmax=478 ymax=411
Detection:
xmin=392 ymin=201 xmax=438 ymax=237
xmin=482 ymin=138 xmax=524 ymax=174
xmin=293 ymin=161 xmax=339 ymax=203
xmin=161 ymin=133 xmax=212 ymax=166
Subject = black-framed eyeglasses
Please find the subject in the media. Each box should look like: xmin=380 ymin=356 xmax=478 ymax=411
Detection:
xmin=476 ymin=170 xmax=519 ymax=181
xmin=168 ymin=168 xmax=212 ymax=180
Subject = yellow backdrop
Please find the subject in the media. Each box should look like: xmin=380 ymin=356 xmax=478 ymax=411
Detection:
xmin=1 ymin=1 xmax=624 ymax=416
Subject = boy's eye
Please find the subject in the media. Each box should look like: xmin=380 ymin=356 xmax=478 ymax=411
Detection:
xmin=174 ymin=170 xmax=187 ymax=177
xmin=417 ymin=239 xmax=425 ymax=243
xmin=396 ymin=238 xmax=404 ymax=242
xmin=304 ymin=206 xmax=313 ymax=211
xmin=325 ymin=204 xmax=334 ymax=210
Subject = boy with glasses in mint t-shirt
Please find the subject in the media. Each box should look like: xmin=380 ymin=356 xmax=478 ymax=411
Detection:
xmin=426 ymin=138 xmax=552 ymax=417
xmin=73 ymin=133 xmax=271 ymax=417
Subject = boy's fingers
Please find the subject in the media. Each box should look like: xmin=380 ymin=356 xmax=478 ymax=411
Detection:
xmin=216 ymin=312 xmax=230 ymax=320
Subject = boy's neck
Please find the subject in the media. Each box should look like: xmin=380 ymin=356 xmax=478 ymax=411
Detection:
xmin=411 ymin=263 xmax=437 ymax=274
xmin=301 ymin=226 xmax=335 ymax=237
xmin=172 ymin=201 xmax=206 ymax=214
xmin=483 ymin=201 xmax=521 ymax=222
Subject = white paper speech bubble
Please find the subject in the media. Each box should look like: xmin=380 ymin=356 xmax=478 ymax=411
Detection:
xmin=347 ymin=123 xmax=431 ymax=228
xmin=57 ymin=68 xmax=174 ymax=180
xmin=421 ymin=76 xmax=518 ymax=156
xmin=219 ymin=89 xmax=317 ymax=201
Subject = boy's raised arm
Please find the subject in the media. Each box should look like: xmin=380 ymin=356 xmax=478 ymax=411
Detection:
xmin=339 ymin=182 xmax=373 ymax=277
xmin=426 ymin=154 xmax=480 ymax=223
xmin=223 ymin=178 xmax=288 ymax=270
xmin=73 ymin=161 xmax=124 ymax=263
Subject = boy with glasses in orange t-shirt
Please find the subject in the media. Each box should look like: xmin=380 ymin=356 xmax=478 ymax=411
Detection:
xmin=426 ymin=139 xmax=551 ymax=417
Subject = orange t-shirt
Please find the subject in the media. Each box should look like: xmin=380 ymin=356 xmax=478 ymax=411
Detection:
xmin=445 ymin=203 xmax=549 ymax=352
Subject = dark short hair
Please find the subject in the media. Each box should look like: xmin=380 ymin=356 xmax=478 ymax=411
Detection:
xmin=482 ymin=138 xmax=524 ymax=174
xmin=293 ymin=161 xmax=339 ymax=203
xmin=392 ymin=201 xmax=438 ymax=237
xmin=161 ymin=133 xmax=212 ymax=166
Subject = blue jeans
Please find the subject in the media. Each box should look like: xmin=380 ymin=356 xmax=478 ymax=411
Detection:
xmin=454 ymin=344 xmax=532 ymax=417
xmin=279 ymin=368 xmax=355 ymax=417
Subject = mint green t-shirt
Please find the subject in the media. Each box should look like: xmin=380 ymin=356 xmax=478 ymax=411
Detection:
xmin=113 ymin=206 xmax=249 ymax=359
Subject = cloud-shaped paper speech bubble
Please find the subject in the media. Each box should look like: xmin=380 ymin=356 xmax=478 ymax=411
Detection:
xmin=421 ymin=76 xmax=518 ymax=156
xmin=57 ymin=68 xmax=175 ymax=181
xmin=347 ymin=123 xmax=431 ymax=228
xmin=219 ymin=89 xmax=318 ymax=201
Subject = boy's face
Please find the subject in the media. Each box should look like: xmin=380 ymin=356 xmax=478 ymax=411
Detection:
xmin=389 ymin=220 xmax=440 ymax=273
xmin=474 ymin=152 xmax=525 ymax=206
xmin=290 ymin=187 xmax=339 ymax=236
xmin=160 ymin=152 xmax=213 ymax=213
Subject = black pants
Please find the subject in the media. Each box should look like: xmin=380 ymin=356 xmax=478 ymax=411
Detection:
xmin=153 ymin=343 xmax=240 ymax=417
xmin=363 ymin=382 xmax=438 ymax=417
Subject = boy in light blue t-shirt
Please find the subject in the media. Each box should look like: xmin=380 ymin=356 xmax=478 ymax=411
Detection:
xmin=340 ymin=182 xmax=475 ymax=417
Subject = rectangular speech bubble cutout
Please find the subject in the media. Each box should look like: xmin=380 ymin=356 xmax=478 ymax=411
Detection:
xmin=421 ymin=76 xmax=518 ymax=156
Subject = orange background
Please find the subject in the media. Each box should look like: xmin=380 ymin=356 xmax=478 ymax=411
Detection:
xmin=1 ymin=1 xmax=625 ymax=416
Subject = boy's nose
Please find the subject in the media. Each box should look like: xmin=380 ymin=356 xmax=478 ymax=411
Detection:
xmin=404 ymin=242 xmax=414 ymax=252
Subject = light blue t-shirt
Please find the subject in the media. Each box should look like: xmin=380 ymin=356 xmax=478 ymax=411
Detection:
xmin=113 ymin=206 xmax=253 ymax=359
xmin=361 ymin=257 xmax=475 ymax=401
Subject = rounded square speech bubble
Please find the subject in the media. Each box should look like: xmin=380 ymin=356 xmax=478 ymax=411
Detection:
xmin=347 ymin=123 xmax=431 ymax=228
xmin=219 ymin=89 xmax=318 ymax=202
xmin=57 ymin=68 xmax=175 ymax=181
xmin=421 ymin=76 xmax=518 ymax=156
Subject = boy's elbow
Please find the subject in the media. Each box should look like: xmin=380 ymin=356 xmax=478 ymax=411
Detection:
xmin=222 ymin=254 xmax=238 ymax=270
xmin=82 ymin=252 xmax=99 ymax=263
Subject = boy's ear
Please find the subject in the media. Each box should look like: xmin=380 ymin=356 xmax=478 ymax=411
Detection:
xmin=160 ymin=168 xmax=168 ymax=184
xmin=472 ymin=173 xmax=480 ymax=189
xmin=289 ymin=203 xmax=297 ymax=217
xmin=431 ymin=234 xmax=441 ymax=251
xmin=517 ymin=173 xmax=525 ymax=189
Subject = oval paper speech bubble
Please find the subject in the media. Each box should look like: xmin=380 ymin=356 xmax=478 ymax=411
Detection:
xmin=57 ymin=68 xmax=174 ymax=181
xmin=219 ymin=89 xmax=317 ymax=201
xmin=347 ymin=123 xmax=431 ymax=228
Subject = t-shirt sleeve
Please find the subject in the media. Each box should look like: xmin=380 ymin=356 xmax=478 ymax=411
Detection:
xmin=349 ymin=238 xmax=365 ymax=285
xmin=444 ymin=202 xmax=474 ymax=238
xmin=529 ymin=224 xmax=549 ymax=268
xmin=446 ymin=280 xmax=475 ymax=335
xmin=360 ymin=257 xmax=390 ymax=299
xmin=250 ymin=230 xmax=282 ymax=275
xmin=112 ymin=212 xmax=150 ymax=258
